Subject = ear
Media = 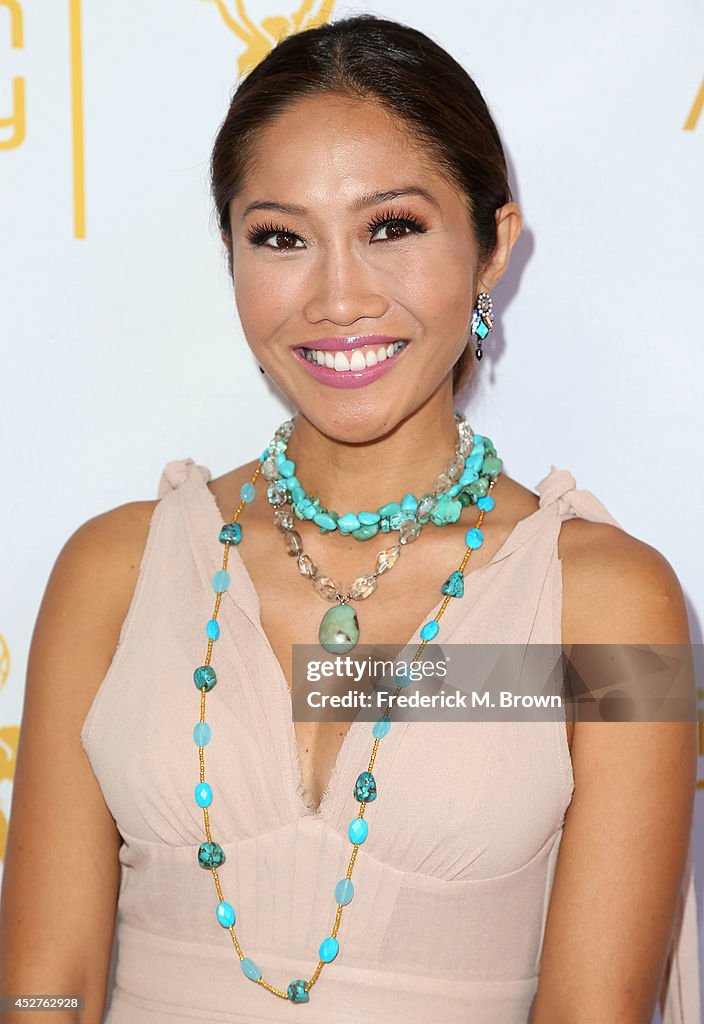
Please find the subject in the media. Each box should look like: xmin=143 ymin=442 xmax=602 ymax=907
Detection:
xmin=478 ymin=202 xmax=522 ymax=292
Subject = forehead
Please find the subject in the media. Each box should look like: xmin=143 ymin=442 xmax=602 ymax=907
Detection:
xmin=239 ymin=94 xmax=450 ymax=205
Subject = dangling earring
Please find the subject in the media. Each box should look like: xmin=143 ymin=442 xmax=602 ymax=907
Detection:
xmin=470 ymin=291 xmax=494 ymax=360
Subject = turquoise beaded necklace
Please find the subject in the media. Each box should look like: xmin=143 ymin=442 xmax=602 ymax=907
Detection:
xmin=191 ymin=421 xmax=502 ymax=1003
xmin=261 ymin=414 xmax=503 ymax=653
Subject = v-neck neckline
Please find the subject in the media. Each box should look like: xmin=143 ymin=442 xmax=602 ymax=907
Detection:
xmin=190 ymin=461 xmax=559 ymax=821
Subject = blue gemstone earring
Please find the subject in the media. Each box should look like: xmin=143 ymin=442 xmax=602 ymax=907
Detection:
xmin=470 ymin=291 xmax=494 ymax=360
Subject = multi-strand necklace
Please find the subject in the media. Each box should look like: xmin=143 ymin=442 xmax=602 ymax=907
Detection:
xmin=191 ymin=416 xmax=502 ymax=1003
xmin=260 ymin=412 xmax=502 ymax=652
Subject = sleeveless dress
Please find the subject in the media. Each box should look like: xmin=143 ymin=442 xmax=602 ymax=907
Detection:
xmin=80 ymin=459 xmax=700 ymax=1023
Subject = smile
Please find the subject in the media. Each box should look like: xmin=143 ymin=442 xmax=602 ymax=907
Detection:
xmin=292 ymin=339 xmax=409 ymax=389
xmin=299 ymin=340 xmax=407 ymax=371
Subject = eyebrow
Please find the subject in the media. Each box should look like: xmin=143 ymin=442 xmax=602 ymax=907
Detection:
xmin=240 ymin=186 xmax=440 ymax=222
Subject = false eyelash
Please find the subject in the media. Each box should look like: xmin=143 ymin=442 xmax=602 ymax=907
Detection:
xmin=366 ymin=206 xmax=427 ymax=236
xmin=246 ymin=219 xmax=295 ymax=246
xmin=245 ymin=206 xmax=428 ymax=248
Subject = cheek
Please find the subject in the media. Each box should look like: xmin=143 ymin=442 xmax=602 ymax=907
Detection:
xmin=233 ymin=262 xmax=290 ymax=336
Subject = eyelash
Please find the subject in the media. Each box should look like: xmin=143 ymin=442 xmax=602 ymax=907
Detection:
xmin=245 ymin=207 xmax=428 ymax=249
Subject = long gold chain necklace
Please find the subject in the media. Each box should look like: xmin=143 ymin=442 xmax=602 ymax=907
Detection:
xmin=191 ymin=420 xmax=502 ymax=1002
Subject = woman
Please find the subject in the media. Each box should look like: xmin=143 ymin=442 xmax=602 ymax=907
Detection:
xmin=0 ymin=13 xmax=699 ymax=1024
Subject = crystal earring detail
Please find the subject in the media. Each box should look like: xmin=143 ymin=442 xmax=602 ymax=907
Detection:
xmin=470 ymin=291 xmax=494 ymax=360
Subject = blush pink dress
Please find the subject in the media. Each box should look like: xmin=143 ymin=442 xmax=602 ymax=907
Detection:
xmin=80 ymin=459 xmax=700 ymax=1023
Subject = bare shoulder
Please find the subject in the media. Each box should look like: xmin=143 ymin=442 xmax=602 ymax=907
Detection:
xmin=56 ymin=498 xmax=160 ymax=618
xmin=557 ymin=517 xmax=690 ymax=644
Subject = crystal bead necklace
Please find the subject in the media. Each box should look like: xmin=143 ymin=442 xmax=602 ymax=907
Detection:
xmin=261 ymin=415 xmax=503 ymax=652
xmin=191 ymin=424 xmax=502 ymax=1003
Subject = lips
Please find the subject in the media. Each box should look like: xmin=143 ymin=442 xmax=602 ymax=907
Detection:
xmin=293 ymin=334 xmax=403 ymax=352
xmin=300 ymin=339 xmax=407 ymax=372
xmin=291 ymin=335 xmax=410 ymax=389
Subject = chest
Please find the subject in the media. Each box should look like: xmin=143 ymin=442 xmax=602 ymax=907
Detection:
xmin=235 ymin=516 xmax=526 ymax=813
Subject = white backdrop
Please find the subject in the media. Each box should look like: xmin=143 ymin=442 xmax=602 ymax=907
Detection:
xmin=1 ymin=0 xmax=703 ymax=1009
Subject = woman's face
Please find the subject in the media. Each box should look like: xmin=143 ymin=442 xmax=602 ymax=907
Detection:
xmin=228 ymin=94 xmax=480 ymax=441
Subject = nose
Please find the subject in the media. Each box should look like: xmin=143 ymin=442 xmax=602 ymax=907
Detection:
xmin=301 ymin=243 xmax=388 ymax=327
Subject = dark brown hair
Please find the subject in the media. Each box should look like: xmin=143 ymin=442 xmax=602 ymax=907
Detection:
xmin=210 ymin=14 xmax=512 ymax=395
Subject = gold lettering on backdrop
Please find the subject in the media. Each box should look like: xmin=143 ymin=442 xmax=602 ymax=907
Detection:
xmin=198 ymin=0 xmax=334 ymax=76
xmin=69 ymin=0 xmax=85 ymax=238
xmin=683 ymin=76 xmax=704 ymax=131
xmin=0 ymin=0 xmax=25 ymax=150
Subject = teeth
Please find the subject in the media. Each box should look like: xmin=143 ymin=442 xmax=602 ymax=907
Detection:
xmin=301 ymin=340 xmax=406 ymax=372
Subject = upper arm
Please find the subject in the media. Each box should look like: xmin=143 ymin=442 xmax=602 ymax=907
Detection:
xmin=0 ymin=500 xmax=156 ymax=1023
xmin=532 ymin=521 xmax=697 ymax=1023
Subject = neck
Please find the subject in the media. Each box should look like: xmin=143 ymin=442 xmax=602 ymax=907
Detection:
xmin=282 ymin=391 xmax=463 ymax=513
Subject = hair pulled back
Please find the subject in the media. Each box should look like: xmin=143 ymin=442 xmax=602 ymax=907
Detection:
xmin=210 ymin=14 xmax=512 ymax=395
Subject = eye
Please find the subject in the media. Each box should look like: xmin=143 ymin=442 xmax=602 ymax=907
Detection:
xmin=367 ymin=208 xmax=427 ymax=242
xmin=245 ymin=221 xmax=305 ymax=250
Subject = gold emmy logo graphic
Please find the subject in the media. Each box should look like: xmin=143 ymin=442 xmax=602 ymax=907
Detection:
xmin=0 ymin=632 xmax=18 ymax=864
xmin=684 ymin=76 xmax=704 ymax=131
xmin=0 ymin=726 xmax=20 ymax=863
xmin=0 ymin=0 xmax=25 ymax=150
xmin=198 ymin=0 xmax=334 ymax=76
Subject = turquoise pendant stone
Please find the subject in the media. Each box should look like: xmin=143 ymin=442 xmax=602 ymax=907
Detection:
xmin=319 ymin=604 xmax=359 ymax=654
xmin=441 ymin=570 xmax=465 ymax=598
xmin=348 ymin=817 xmax=368 ymax=844
xmin=314 ymin=512 xmax=338 ymax=531
xmin=193 ymin=721 xmax=211 ymax=746
xmin=335 ymin=878 xmax=355 ymax=905
xmin=395 ymin=665 xmax=412 ymax=687
xmin=219 ymin=522 xmax=242 ymax=545
xmin=338 ymin=512 xmax=360 ymax=532
xmin=195 ymin=782 xmax=213 ymax=807
xmin=482 ymin=455 xmax=503 ymax=479
xmin=372 ymin=718 xmax=391 ymax=739
xmin=473 ymin=318 xmax=489 ymax=340
xmin=288 ymin=979 xmax=310 ymax=1003
xmin=429 ymin=495 xmax=462 ymax=526
xmin=216 ymin=900 xmax=236 ymax=928
xmin=465 ymin=527 xmax=484 ymax=549
xmin=420 ymin=620 xmax=439 ymax=641
xmin=206 ymin=618 xmax=220 ymax=641
xmin=352 ymin=523 xmax=379 ymax=540
xmin=240 ymin=957 xmax=261 ymax=981
xmin=194 ymin=665 xmax=217 ymax=691
xmin=319 ymin=936 xmax=339 ymax=963
xmin=212 ymin=569 xmax=230 ymax=592
xmin=477 ymin=494 xmax=495 ymax=512
xmin=468 ymin=478 xmax=488 ymax=499
xmin=353 ymin=770 xmax=377 ymax=803
xmin=198 ymin=841 xmax=226 ymax=869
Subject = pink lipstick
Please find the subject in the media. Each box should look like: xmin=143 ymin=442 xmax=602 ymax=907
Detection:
xmin=291 ymin=335 xmax=409 ymax=389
